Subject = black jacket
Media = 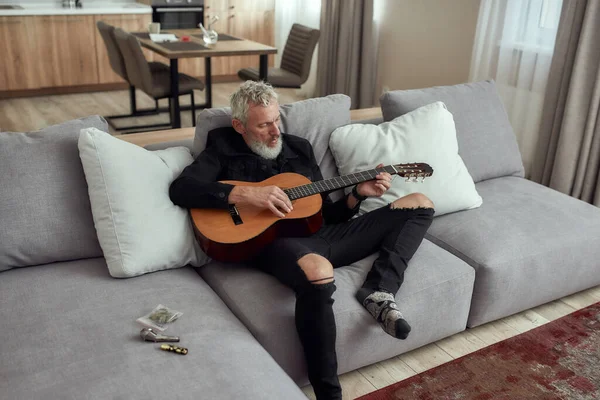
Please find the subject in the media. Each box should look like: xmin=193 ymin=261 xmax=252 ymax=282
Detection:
xmin=169 ymin=127 xmax=358 ymax=225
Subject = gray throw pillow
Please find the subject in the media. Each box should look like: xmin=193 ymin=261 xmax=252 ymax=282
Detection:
xmin=0 ymin=116 xmax=106 ymax=272
xmin=192 ymin=94 xmax=352 ymax=180
xmin=379 ymin=80 xmax=524 ymax=183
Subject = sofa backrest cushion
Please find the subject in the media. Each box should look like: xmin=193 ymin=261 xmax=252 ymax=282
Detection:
xmin=192 ymin=94 xmax=352 ymax=182
xmin=379 ymin=80 xmax=525 ymax=183
xmin=0 ymin=116 xmax=106 ymax=272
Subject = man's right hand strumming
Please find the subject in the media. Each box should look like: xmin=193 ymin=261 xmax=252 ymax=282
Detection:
xmin=229 ymin=185 xmax=293 ymax=218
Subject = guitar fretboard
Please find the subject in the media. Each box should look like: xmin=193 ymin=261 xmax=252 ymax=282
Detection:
xmin=283 ymin=165 xmax=398 ymax=201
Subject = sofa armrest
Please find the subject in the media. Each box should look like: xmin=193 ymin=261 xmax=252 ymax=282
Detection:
xmin=351 ymin=117 xmax=383 ymax=125
xmin=115 ymin=127 xmax=195 ymax=148
xmin=349 ymin=107 xmax=382 ymax=122
xmin=144 ymin=138 xmax=194 ymax=151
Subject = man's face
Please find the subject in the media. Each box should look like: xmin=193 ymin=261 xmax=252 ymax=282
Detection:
xmin=234 ymin=101 xmax=281 ymax=149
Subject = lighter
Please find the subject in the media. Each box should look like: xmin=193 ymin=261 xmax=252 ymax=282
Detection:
xmin=140 ymin=327 xmax=180 ymax=343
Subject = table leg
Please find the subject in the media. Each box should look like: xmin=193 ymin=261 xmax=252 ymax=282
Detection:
xmin=205 ymin=57 xmax=212 ymax=109
xmin=129 ymin=85 xmax=137 ymax=114
xmin=170 ymin=58 xmax=181 ymax=129
xmin=259 ymin=54 xmax=268 ymax=81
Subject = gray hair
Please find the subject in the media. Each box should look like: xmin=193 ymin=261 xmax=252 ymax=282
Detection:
xmin=230 ymin=81 xmax=279 ymax=125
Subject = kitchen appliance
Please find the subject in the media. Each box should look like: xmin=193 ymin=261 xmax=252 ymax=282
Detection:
xmin=152 ymin=0 xmax=204 ymax=30
xmin=62 ymin=0 xmax=82 ymax=8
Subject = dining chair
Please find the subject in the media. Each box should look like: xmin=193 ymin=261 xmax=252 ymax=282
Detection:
xmin=96 ymin=21 xmax=170 ymax=131
xmin=237 ymin=23 xmax=320 ymax=88
xmin=112 ymin=28 xmax=205 ymax=132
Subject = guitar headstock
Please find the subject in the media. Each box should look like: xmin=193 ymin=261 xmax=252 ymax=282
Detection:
xmin=391 ymin=163 xmax=434 ymax=182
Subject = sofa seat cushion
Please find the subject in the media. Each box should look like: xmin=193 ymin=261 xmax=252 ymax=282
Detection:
xmin=0 ymin=259 xmax=306 ymax=400
xmin=198 ymin=239 xmax=475 ymax=386
xmin=426 ymin=176 xmax=600 ymax=327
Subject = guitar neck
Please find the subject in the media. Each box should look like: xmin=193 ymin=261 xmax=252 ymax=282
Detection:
xmin=283 ymin=165 xmax=398 ymax=201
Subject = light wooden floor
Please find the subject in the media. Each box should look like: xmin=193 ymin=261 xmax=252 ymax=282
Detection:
xmin=0 ymin=82 xmax=305 ymax=134
xmin=302 ymin=285 xmax=600 ymax=400
xmin=2 ymin=87 xmax=599 ymax=400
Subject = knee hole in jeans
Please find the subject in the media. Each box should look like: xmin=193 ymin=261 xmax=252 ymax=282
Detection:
xmin=297 ymin=253 xmax=334 ymax=284
xmin=390 ymin=192 xmax=434 ymax=210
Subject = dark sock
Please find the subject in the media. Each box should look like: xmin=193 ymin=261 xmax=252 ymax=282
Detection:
xmin=356 ymin=288 xmax=411 ymax=340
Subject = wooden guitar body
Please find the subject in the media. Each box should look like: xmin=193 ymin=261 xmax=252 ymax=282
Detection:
xmin=190 ymin=173 xmax=324 ymax=262
xmin=190 ymin=162 xmax=433 ymax=262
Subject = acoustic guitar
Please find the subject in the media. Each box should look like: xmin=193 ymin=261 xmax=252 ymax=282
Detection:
xmin=190 ymin=163 xmax=433 ymax=262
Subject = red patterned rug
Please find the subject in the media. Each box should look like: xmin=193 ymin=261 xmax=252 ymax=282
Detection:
xmin=358 ymin=302 xmax=600 ymax=400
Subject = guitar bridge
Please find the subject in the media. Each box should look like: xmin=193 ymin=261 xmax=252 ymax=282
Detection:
xmin=229 ymin=205 xmax=243 ymax=225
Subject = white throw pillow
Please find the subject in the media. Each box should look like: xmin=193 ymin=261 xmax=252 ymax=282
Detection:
xmin=78 ymin=127 xmax=208 ymax=278
xmin=329 ymin=102 xmax=482 ymax=217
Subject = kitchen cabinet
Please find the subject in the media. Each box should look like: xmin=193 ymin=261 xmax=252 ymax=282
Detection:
xmin=94 ymin=14 xmax=153 ymax=84
xmin=178 ymin=57 xmax=206 ymax=81
xmin=0 ymin=1 xmax=275 ymax=95
xmin=205 ymin=0 xmax=275 ymax=76
xmin=0 ymin=16 xmax=41 ymax=91
xmin=34 ymin=15 xmax=99 ymax=87
xmin=228 ymin=8 xmax=275 ymax=75
xmin=1 ymin=14 xmax=102 ymax=91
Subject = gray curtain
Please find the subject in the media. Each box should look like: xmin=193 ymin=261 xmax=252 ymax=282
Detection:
xmin=316 ymin=0 xmax=378 ymax=109
xmin=531 ymin=0 xmax=600 ymax=206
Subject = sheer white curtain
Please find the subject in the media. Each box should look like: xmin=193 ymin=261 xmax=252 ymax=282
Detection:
xmin=275 ymin=0 xmax=321 ymax=98
xmin=469 ymin=0 xmax=562 ymax=176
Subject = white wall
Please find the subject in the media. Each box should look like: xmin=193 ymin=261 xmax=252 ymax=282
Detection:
xmin=374 ymin=0 xmax=481 ymax=95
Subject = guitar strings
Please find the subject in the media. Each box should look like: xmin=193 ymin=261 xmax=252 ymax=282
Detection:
xmin=283 ymin=165 xmax=432 ymax=200
xmin=285 ymin=167 xmax=388 ymax=200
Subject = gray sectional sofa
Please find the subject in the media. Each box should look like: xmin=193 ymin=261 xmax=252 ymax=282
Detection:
xmin=2 ymin=80 xmax=599 ymax=399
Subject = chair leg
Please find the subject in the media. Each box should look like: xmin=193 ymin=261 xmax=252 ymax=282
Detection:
xmin=168 ymin=97 xmax=173 ymax=127
xmin=190 ymin=91 xmax=196 ymax=127
xmin=127 ymin=85 xmax=159 ymax=115
xmin=130 ymin=85 xmax=137 ymax=114
xmin=105 ymin=86 xmax=162 ymax=131
xmin=116 ymin=97 xmax=172 ymax=134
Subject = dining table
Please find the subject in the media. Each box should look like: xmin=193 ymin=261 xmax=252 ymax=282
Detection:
xmin=133 ymin=29 xmax=278 ymax=129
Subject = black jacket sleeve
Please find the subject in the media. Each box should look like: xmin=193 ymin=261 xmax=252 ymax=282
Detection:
xmin=169 ymin=146 xmax=234 ymax=209
xmin=307 ymin=147 xmax=360 ymax=224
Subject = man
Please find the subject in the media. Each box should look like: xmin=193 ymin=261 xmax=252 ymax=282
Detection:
xmin=169 ymin=81 xmax=434 ymax=400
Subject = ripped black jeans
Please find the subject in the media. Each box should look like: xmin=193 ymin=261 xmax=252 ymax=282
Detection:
xmin=253 ymin=205 xmax=434 ymax=400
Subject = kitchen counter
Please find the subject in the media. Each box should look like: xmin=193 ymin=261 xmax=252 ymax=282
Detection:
xmin=0 ymin=2 xmax=151 ymax=16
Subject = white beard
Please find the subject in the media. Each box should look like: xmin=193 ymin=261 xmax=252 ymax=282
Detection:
xmin=247 ymin=136 xmax=283 ymax=160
